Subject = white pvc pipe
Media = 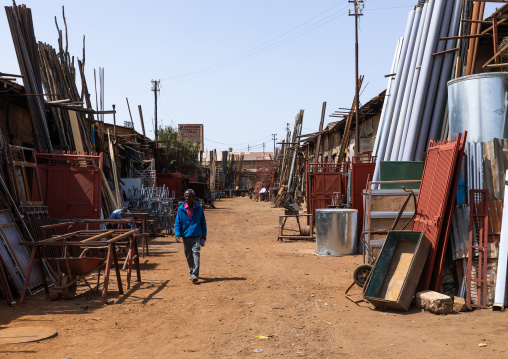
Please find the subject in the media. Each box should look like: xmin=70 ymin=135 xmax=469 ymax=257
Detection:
xmin=402 ymin=0 xmax=447 ymax=161
xmin=398 ymin=0 xmax=436 ymax=160
xmin=372 ymin=9 xmax=416 ymax=182
xmin=390 ymin=3 xmax=428 ymax=160
xmin=493 ymin=171 xmax=508 ymax=310
xmin=384 ymin=6 xmax=423 ymax=161
xmin=414 ymin=0 xmax=456 ymax=160
xmin=427 ymin=0 xmax=463 ymax=144
xmin=373 ymin=37 xmax=403 ymax=158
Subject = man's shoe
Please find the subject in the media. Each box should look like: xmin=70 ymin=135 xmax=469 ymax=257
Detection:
xmin=191 ymin=275 xmax=198 ymax=283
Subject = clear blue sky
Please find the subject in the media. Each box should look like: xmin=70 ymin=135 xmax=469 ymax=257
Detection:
xmin=0 ymin=1 xmax=500 ymax=152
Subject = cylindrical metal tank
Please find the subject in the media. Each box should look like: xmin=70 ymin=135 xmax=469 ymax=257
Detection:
xmin=448 ymin=73 xmax=508 ymax=142
xmin=315 ymin=209 xmax=357 ymax=256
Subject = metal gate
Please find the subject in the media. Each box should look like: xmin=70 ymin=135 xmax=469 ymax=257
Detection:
xmin=306 ymin=163 xmax=348 ymax=224
xmin=35 ymin=152 xmax=103 ymax=220
xmin=352 ymin=153 xmax=376 ymax=246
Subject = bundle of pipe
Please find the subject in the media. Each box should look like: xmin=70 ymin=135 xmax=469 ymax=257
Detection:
xmin=373 ymin=0 xmax=463 ymax=182
xmin=5 ymin=4 xmax=53 ymax=151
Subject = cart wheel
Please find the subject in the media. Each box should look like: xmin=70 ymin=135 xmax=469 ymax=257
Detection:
xmin=353 ymin=264 xmax=372 ymax=288
xmin=61 ymin=274 xmax=77 ymax=299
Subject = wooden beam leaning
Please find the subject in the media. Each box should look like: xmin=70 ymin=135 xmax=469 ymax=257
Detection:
xmin=108 ymin=129 xmax=123 ymax=208
xmin=138 ymin=105 xmax=146 ymax=137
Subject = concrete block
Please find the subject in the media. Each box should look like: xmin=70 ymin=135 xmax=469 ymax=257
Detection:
xmin=416 ymin=290 xmax=453 ymax=314
xmin=453 ymin=296 xmax=467 ymax=312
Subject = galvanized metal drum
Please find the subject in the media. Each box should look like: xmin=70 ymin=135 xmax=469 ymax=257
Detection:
xmin=315 ymin=208 xmax=357 ymax=256
xmin=448 ymin=73 xmax=508 ymax=142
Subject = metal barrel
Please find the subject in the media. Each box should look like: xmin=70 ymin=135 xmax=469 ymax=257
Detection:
xmin=315 ymin=209 xmax=357 ymax=256
xmin=448 ymin=73 xmax=508 ymax=142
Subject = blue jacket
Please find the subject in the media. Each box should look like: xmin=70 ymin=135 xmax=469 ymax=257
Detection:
xmin=174 ymin=202 xmax=207 ymax=238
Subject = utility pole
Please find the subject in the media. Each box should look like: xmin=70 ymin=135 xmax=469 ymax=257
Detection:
xmin=151 ymin=79 xmax=160 ymax=170
xmin=271 ymin=134 xmax=277 ymax=156
xmin=349 ymin=0 xmax=364 ymax=155
xmin=263 ymin=142 xmax=266 ymax=155
xmin=247 ymin=144 xmax=250 ymax=152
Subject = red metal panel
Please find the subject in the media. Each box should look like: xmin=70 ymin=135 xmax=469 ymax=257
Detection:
xmin=306 ymin=163 xmax=347 ymax=225
xmin=352 ymin=153 xmax=376 ymax=246
xmin=412 ymin=133 xmax=466 ymax=291
xmin=430 ymin=137 xmax=466 ymax=291
xmin=157 ymin=173 xmax=183 ymax=198
xmin=35 ymin=152 xmax=103 ymax=221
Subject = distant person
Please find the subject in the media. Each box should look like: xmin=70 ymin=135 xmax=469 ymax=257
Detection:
xmin=109 ymin=206 xmax=133 ymax=228
xmin=175 ymin=189 xmax=207 ymax=283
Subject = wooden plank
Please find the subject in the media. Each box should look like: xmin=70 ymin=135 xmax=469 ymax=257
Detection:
xmin=138 ymin=105 xmax=146 ymax=137
xmin=68 ymin=110 xmax=85 ymax=153
xmin=370 ymin=195 xmax=417 ymax=212
xmin=108 ymin=129 xmax=123 ymax=208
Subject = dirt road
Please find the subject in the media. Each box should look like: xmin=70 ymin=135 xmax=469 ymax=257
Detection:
xmin=1 ymin=197 xmax=507 ymax=358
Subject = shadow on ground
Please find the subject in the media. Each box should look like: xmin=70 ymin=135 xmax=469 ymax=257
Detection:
xmin=196 ymin=276 xmax=246 ymax=285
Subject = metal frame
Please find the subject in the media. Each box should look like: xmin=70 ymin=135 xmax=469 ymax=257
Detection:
xmin=19 ymin=229 xmax=141 ymax=305
xmin=467 ymin=189 xmax=489 ymax=309
xmin=362 ymin=180 xmax=420 ymax=263
xmin=278 ymin=214 xmax=314 ymax=241
xmin=4 ymin=145 xmax=43 ymax=206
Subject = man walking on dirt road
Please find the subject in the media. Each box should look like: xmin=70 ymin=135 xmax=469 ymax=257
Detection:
xmin=175 ymin=189 xmax=207 ymax=283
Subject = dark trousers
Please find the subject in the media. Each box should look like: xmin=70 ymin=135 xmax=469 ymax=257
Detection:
xmin=182 ymin=237 xmax=201 ymax=277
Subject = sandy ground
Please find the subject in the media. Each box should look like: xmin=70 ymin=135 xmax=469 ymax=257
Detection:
xmin=1 ymin=197 xmax=507 ymax=358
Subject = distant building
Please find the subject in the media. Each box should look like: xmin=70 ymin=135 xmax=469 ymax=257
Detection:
xmin=178 ymin=124 xmax=204 ymax=151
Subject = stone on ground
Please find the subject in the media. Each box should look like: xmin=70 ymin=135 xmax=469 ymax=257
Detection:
xmin=453 ymin=296 xmax=467 ymax=312
xmin=416 ymin=290 xmax=453 ymax=315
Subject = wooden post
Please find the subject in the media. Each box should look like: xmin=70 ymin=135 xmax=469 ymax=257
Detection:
xmin=102 ymin=245 xmax=112 ymax=304
xmin=138 ymin=105 xmax=146 ymax=137
xmin=111 ymin=244 xmax=123 ymax=295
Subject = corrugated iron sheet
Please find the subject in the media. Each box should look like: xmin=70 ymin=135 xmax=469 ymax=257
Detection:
xmin=0 ymin=210 xmax=42 ymax=294
xmin=413 ymin=133 xmax=466 ymax=291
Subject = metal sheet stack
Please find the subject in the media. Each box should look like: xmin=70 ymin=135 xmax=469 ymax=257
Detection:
xmin=373 ymin=0 xmax=464 ymax=182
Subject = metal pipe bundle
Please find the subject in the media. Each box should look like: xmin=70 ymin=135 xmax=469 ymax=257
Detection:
xmin=372 ymin=0 xmax=463 ymax=182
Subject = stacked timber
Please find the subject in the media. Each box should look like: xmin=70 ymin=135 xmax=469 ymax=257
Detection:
xmin=5 ymin=4 xmax=53 ymax=151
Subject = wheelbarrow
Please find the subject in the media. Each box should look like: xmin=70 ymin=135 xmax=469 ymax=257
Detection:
xmin=48 ymin=257 xmax=105 ymax=299
xmin=346 ymin=189 xmax=417 ymax=303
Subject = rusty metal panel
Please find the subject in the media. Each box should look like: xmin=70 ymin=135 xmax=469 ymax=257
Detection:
xmin=0 ymin=210 xmax=42 ymax=294
xmin=413 ymin=133 xmax=465 ymax=291
xmin=35 ymin=152 xmax=103 ymax=220
xmin=306 ymin=163 xmax=347 ymax=225
xmin=352 ymin=155 xmax=376 ymax=246
xmin=467 ymin=189 xmax=489 ymax=309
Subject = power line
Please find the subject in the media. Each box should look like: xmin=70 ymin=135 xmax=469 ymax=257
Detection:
xmin=162 ymin=5 xmax=350 ymax=85
xmin=162 ymin=1 xmax=348 ymax=81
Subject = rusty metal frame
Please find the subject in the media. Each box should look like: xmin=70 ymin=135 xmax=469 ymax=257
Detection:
xmin=278 ymin=214 xmax=314 ymax=241
xmin=19 ymin=229 xmax=141 ymax=304
xmin=4 ymin=145 xmax=43 ymax=206
xmin=467 ymin=189 xmax=489 ymax=309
